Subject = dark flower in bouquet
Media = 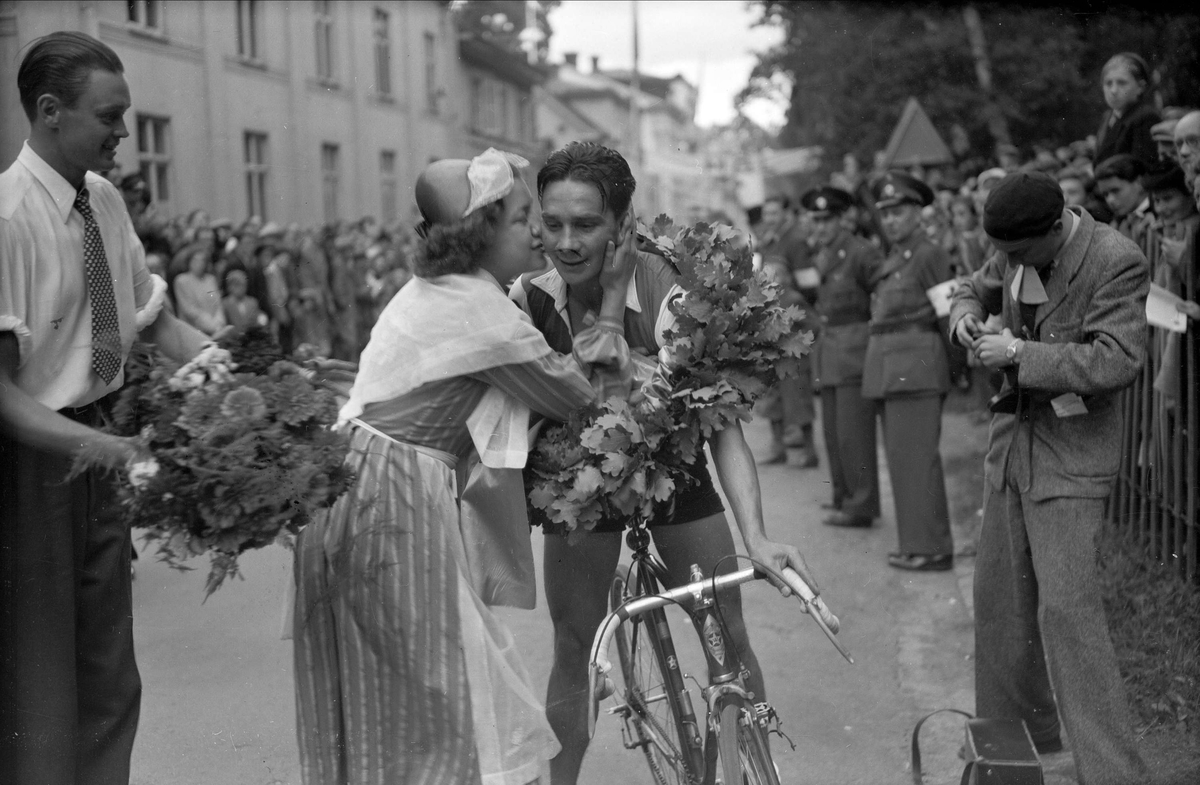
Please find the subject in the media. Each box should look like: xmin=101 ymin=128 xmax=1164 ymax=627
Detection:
xmin=99 ymin=332 xmax=354 ymax=597
xmin=525 ymin=217 xmax=812 ymax=535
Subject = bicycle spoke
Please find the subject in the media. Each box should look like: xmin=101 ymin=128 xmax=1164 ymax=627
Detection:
xmin=612 ymin=569 xmax=699 ymax=785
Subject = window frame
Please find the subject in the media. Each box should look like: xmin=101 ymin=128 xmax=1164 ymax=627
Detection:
xmin=244 ymin=131 xmax=270 ymax=220
xmin=321 ymin=142 xmax=341 ymax=224
xmin=236 ymin=0 xmax=262 ymax=63
xmin=373 ymin=7 xmax=392 ymax=97
xmin=135 ymin=113 xmax=172 ymax=209
xmin=314 ymin=0 xmax=336 ymax=84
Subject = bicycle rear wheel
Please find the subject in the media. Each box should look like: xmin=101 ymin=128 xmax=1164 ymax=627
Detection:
xmin=716 ymin=696 xmax=780 ymax=785
xmin=611 ymin=567 xmax=700 ymax=785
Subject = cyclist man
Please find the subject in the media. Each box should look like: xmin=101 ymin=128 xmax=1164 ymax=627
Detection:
xmin=510 ymin=141 xmax=818 ymax=784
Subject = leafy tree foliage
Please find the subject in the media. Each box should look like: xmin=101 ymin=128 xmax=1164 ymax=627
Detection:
xmin=745 ymin=2 xmax=1200 ymax=165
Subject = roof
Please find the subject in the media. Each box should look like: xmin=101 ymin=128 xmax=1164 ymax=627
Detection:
xmin=536 ymin=87 xmax=609 ymax=143
xmin=880 ymin=97 xmax=954 ymax=168
xmin=458 ymin=36 xmax=547 ymax=88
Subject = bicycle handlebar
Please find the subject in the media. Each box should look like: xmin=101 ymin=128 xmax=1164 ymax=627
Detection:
xmin=587 ymin=564 xmax=853 ymax=738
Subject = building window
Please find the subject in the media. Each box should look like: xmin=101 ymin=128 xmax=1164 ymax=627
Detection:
xmin=424 ymin=31 xmax=439 ymax=114
xmin=136 ymin=114 xmax=170 ymax=206
xmin=321 ymin=143 xmax=341 ymax=224
xmin=373 ymin=7 xmax=392 ymax=97
xmin=314 ymin=0 xmax=335 ymax=83
xmin=236 ymin=0 xmax=260 ymax=61
xmin=127 ymin=0 xmax=161 ymax=29
xmin=380 ymin=150 xmax=397 ymax=223
xmin=518 ymin=91 xmax=533 ymax=143
xmin=244 ymin=131 xmax=269 ymax=220
xmin=471 ymin=74 xmax=504 ymax=137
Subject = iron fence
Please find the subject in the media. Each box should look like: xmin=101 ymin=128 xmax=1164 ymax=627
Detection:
xmin=1109 ymin=220 xmax=1198 ymax=585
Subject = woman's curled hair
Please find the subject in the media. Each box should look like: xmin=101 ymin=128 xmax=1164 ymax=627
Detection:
xmin=412 ymin=199 xmax=506 ymax=277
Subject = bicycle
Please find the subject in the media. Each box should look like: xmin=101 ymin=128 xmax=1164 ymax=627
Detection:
xmin=587 ymin=520 xmax=852 ymax=785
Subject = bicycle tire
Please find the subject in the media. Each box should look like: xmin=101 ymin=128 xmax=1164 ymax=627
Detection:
xmin=611 ymin=567 xmax=701 ymax=785
xmin=716 ymin=696 xmax=781 ymax=785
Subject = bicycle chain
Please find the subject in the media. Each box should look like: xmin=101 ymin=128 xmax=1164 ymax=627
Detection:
xmin=629 ymin=686 xmax=700 ymax=785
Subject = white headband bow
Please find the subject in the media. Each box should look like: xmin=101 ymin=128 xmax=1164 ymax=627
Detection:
xmin=464 ymin=148 xmax=530 ymax=217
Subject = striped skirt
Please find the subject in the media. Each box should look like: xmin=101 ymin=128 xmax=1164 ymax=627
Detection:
xmin=293 ymin=427 xmax=558 ymax=785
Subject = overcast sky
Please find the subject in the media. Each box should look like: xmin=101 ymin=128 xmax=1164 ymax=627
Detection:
xmin=545 ymin=0 xmax=786 ymax=128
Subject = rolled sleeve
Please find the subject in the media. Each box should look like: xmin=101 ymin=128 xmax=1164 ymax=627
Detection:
xmin=0 ymin=316 xmax=32 ymax=368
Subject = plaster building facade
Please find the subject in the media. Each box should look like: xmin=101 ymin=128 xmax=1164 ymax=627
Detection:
xmin=0 ymin=0 xmax=543 ymax=226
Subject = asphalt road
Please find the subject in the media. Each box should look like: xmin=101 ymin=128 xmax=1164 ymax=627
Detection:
xmin=129 ymin=413 xmax=990 ymax=785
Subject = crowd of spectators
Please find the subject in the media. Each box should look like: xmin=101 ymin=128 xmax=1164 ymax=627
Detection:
xmin=109 ymin=171 xmax=417 ymax=363
xmin=749 ymin=52 xmax=1200 ymax=418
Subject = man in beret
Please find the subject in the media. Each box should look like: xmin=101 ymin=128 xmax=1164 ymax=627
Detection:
xmin=802 ymin=186 xmax=883 ymax=527
xmin=949 ymin=171 xmax=1150 ymax=785
xmin=862 ymin=172 xmax=954 ymax=570
xmin=755 ymin=194 xmax=820 ymax=467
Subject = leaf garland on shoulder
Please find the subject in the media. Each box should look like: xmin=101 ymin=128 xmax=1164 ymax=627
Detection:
xmin=525 ymin=217 xmax=813 ymax=536
xmin=87 ymin=327 xmax=354 ymax=598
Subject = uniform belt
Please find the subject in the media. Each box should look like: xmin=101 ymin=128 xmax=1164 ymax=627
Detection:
xmin=869 ymin=322 xmax=937 ymax=336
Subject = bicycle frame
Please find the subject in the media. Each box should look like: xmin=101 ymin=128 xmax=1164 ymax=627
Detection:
xmin=589 ymin=539 xmax=849 ymax=743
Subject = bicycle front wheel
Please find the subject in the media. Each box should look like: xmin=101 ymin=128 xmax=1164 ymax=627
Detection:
xmin=716 ymin=696 xmax=780 ymax=785
xmin=611 ymin=567 xmax=700 ymax=785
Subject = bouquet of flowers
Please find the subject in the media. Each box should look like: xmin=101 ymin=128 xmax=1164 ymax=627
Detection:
xmin=525 ymin=217 xmax=812 ymax=536
xmin=88 ymin=329 xmax=355 ymax=597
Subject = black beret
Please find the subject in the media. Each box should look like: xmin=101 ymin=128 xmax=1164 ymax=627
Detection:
xmin=983 ymin=172 xmax=1065 ymax=242
xmin=871 ymin=171 xmax=934 ymax=209
xmin=800 ymin=186 xmax=853 ymax=216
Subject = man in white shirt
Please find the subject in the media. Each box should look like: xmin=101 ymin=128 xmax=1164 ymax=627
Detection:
xmin=0 ymin=31 xmax=208 ymax=785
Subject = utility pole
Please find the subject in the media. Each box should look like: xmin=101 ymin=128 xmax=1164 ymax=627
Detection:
xmin=962 ymin=4 xmax=1013 ymax=151
xmin=629 ymin=0 xmax=643 ymax=169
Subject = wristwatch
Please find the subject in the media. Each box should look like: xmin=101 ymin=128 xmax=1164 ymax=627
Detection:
xmin=1005 ymin=339 xmax=1024 ymax=364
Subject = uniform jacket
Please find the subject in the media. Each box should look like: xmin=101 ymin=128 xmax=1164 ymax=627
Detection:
xmin=861 ymin=233 xmax=952 ymax=398
xmin=759 ymin=219 xmax=816 ymax=326
xmin=812 ymin=230 xmax=882 ymax=387
xmin=948 ymin=207 xmax=1149 ymax=501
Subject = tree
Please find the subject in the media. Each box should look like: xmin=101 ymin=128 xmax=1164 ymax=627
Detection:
xmin=743 ymin=2 xmax=1200 ymax=167
xmin=453 ymin=0 xmax=561 ymax=63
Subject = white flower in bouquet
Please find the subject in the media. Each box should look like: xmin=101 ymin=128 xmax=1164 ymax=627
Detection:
xmin=127 ymin=457 xmax=160 ymax=489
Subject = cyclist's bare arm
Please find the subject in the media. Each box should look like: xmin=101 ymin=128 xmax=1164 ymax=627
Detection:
xmin=709 ymin=421 xmax=820 ymax=594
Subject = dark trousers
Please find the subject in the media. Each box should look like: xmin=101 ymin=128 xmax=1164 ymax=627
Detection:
xmin=760 ymin=354 xmax=815 ymax=433
xmin=878 ymin=393 xmax=952 ymax=556
xmin=819 ymin=384 xmax=879 ymax=518
xmin=975 ymin=488 xmax=1147 ymax=785
xmin=0 ymin=428 xmax=141 ymax=785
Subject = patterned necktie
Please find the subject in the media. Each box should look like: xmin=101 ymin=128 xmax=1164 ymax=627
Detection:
xmin=74 ymin=187 xmax=122 ymax=384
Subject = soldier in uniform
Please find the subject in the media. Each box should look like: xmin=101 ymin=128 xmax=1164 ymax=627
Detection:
xmin=802 ymin=187 xmax=883 ymax=528
xmin=862 ymin=172 xmax=955 ymax=571
xmin=756 ymin=195 xmax=819 ymax=466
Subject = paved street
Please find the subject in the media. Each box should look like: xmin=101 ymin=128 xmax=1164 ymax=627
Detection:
xmin=130 ymin=412 xmax=994 ymax=785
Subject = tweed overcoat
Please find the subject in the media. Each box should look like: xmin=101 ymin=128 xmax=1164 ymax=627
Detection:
xmin=948 ymin=207 xmax=1149 ymax=502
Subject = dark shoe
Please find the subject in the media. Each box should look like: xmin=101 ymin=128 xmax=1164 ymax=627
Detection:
xmin=887 ymin=553 xmax=953 ymax=571
xmin=794 ymin=448 xmax=819 ymax=469
xmin=823 ymin=511 xmax=873 ymax=528
xmin=820 ymin=501 xmax=841 ymax=511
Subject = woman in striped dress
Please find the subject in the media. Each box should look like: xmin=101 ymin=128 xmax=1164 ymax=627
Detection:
xmin=292 ymin=149 xmax=637 ymax=785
